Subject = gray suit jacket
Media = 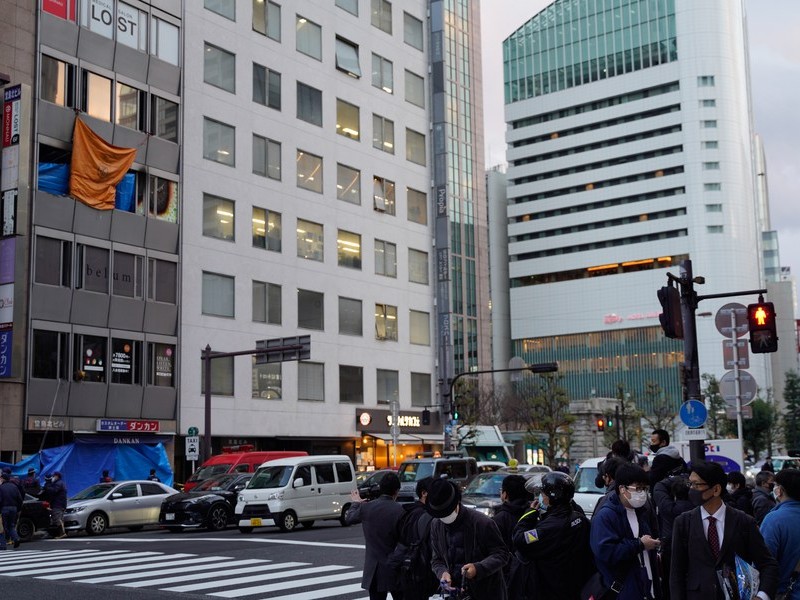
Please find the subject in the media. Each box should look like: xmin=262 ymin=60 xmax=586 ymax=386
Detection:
xmin=346 ymin=494 xmax=405 ymax=592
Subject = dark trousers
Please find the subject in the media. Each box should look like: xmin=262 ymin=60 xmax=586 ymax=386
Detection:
xmin=368 ymin=580 xmax=404 ymax=600
xmin=1 ymin=506 xmax=19 ymax=545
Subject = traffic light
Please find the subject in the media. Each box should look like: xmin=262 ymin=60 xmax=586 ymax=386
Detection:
xmin=596 ymin=418 xmax=605 ymax=432
xmin=657 ymin=284 xmax=683 ymax=339
xmin=451 ymin=403 xmax=459 ymax=421
xmin=747 ymin=301 xmax=778 ymax=353
xmin=606 ymin=416 xmax=614 ymax=429
xmin=421 ymin=409 xmax=431 ymax=426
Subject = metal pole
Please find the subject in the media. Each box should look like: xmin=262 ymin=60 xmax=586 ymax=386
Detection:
xmin=680 ymin=259 xmax=705 ymax=464
xmin=203 ymin=344 xmax=212 ymax=463
xmin=615 ymin=405 xmax=621 ymax=440
xmin=731 ymin=312 xmax=744 ymax=443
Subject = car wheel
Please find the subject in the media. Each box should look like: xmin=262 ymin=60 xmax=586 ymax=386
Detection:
xmin=207 ymin=504 xmax=230 ymax=532
xmin=238 ymin=526 xmax=254 ymax=534
xmin=339 ymin=505 xmax=352 ymax=527
xmin=277 ymin=510 xmax=297 ymax=532
xmin=17 ymin=517 xmax=34 ymax=542
xmin=301 ymin=520 xmax=315 ymax=529
xmin=127 ymin=525 xmax=144 ymax=532
xmin=87 ymin=512 xmax=108 ymax=536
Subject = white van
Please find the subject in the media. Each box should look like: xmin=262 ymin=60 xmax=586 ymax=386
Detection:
xmin=235 ymin=455 xmax=355 ymax=532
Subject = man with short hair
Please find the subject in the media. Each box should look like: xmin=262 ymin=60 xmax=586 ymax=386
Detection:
xmin=22 ymin=468 xmax=41 ymax=496
xmin=391 ymin=477 xmax=437 ymax=600
xmin=147 ymin=469 xmax=161 ymax=482
xmin=40 ymin=471 xmax=68 ymax=539
xmin=725 ymin=471 xmax=753 ymax=516
xmin=649 ymin=429 xmax=686 ymax=486
xmin=752 ymin=470 xmax=777 ymax=525
xmin=0 ymin=471 xmax=23 ymax=549
xmin=760 ymin=469 xmax=800 ymax=600
xmin=492 ymin=474 xmax=530 ymax=551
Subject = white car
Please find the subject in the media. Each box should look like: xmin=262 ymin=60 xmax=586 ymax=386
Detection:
xmin=572 ymin=457 xmax=606 ymax=519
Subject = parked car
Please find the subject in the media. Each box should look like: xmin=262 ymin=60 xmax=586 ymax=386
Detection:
xmin=356 ymin=469 xmax=397 ymax=500
xmin=18 ymin=494 xmax=53 ymax=542
xmin=500 ymin=464 xmax=552 ymax=474
xmin=184 ymin=449 xmax=308 ymax=491
xmin=477 ymin=461 xmax=507 ymax=473
xmin=160 ymin=473 xmax=251 ymax=532
xmin=572 ymin=457 xmax=606 ymax=519
xmin=396 ymin=454 xmax=478 ymax=502
xmin=461 ymin=471 xmax=538 ymax=517
xmin=64 ymin=480 xmax=177 ymax=535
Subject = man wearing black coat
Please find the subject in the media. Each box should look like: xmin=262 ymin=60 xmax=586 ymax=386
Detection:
xmin=40 ymin=471 xmax=68 ymax=538
xmin=649 ymin=429 xmax=687 ymax=486
xmin=0 ymin=471 xmax=23 ymax=549
xmin=390 ymin=477 xmax=437 ymax=600
xmin=751 ymin=470 xmax=776 ymax=525
xmin=492 ymin=474 xmax=530 ymax=551
xmin=653 ymin=474 xmax=693 ymax=599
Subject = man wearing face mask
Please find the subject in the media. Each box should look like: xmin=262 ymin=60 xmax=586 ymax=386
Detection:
xmin=724 ymin=471 xmax=753 ymax=516
xmin=752 ymin=470 xmax=777 ymax=525
xmin=760 ymin=469 xmax=800 ymax=600
xmin=649 ymin=429 xmax=687 ymax=486
xmin=670 ymin=460 xmax=778 ymax=600
xmin=427 ymin=478 xmax=509 ymax=599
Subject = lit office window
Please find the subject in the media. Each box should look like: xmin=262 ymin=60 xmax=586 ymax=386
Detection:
xmin=337 ymin=164 xmax=361 ymax=204
xmin=337 ymin=230 xmax=361 ymax=269
xmin=297 ymin=219 xmax=323 ymax=261
xmin=375 ymin=303 xmax=398 ymax=341
xmin=371 ymin=54 xmax=393 ymax=93
xmin=202 ymin=193 xmax=235 ymax=241
xmin=373 ymin=114 xmax=394 ymax=153
xmin=204 ymin=43 xmax=236 ymax=92
xmin=371 ymin=0 xmax=392 ymax=34
xmin=252 ymin=206 xmax=282 ymax=251
xmin=83 ymin=71 xmax=112 ymax=121
xmin=203 ymin=117 xmax=235 ymax=166
xmin=373 ymin=176 xmax=395 ymax=214
xmin=296 ymin=15 xmax=322 ymax=60
xmin=374 ymin=239 xmax=397 ymax=277
xmin=336 ymin=99 xmax=360 ymax=140
xmin=296 ymin=150 xmax=323 ymax=193
xmin=253 ymin=0 xmax=281 ymax=40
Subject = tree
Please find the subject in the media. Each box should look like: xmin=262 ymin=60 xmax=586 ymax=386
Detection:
xmin=739 ymin=397 xmax=778 ymax=459
xmin=783 ymin=370 xmax=800 ymax=452
xmin=603 ymin=383 xmax=644 ymax=449
xmin=641 ymin=381 xmax=677 ymax=438
xmin=701 ymin=373 xmax=727 ymax=439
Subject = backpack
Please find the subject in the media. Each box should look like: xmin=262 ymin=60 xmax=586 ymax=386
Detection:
xmin=398 ymin=511 xmax=437 ymax=593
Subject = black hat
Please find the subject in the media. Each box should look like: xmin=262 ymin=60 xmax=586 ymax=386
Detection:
xmin=427 ymin=479 xmax=461 ymax=518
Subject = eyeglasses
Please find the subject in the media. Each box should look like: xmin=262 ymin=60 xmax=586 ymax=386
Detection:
xmin=624 ymin=486 xmax=649 ymax=493
xmin=688 ymin=482 xmax=710 ymax=490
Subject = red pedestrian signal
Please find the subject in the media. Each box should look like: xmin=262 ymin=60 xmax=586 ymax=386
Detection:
xmin=747 ymin=301 xmax=778 ymax=353
xmin=596 ymin=418 xmax=605 ymax=432
xmin=657 ymin=285 xmax=683 ymax=339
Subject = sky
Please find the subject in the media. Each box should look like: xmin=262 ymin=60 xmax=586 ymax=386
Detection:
xmin=480 ymin=0 xmax=800 ymax=300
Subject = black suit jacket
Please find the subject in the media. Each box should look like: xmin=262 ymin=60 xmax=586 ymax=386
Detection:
xmin=670 ymin=504 xmax=778 ymax=600
xmin=345 ymin=494 xmax=405 ymax=592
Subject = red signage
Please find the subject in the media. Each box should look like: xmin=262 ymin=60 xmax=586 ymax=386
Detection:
xmin=42 ymin=0 xmax=76 ymax=21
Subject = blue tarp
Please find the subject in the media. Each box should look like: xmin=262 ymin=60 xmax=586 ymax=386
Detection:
xmin=37 ymin=162 xmax=136 ymax=212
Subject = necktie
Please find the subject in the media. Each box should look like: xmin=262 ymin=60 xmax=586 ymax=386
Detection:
xmin=707 ymin=515 xmax=720 ymax=561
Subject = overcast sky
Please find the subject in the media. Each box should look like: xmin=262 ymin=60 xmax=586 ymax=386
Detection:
xmin=480 ymin=0 xmax=800 ymax=302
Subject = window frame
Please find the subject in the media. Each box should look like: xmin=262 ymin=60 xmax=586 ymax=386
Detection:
xmin=337 ymin=229 xmax=362 ymax=270
xmin=373 ymin=176 xmax=396 ymax=214
xmin=296 ymin=15 xmax=322 ymax=61
xmin=374 ymin=239 xmax=397 ymax=278
xmin=408 ymin=248 xmax=429 ymax=284
xmin=339 ymin=365 xmax=364 ymax=404
xmin=404 ymin=69 xmax=424 ymax=107
xmin=252 ymin=62 xmax=281 ymax=110
xmin=406 ymin=128 xmax=426 ymax=165
xmin=203 ymin=42 xmax=236 ymax=93
xmin=201 ymin=271 xmax=235 ymax=318
xmin=335 ymin=37 xmax=362 ymax=78
xmin=296 ymin=150 xmax=323 ymax=193
xmin=403 ymin=12 xmax=423 ymax=50
xmin=252 ymin=280 xmax=282 ymax=325
xmin=338 ymin=296 xmax=363 ymax=336
xmin=296 ymin=218 xmax=324 ymax=261
xmin=372 ymin=114 xmax=395 ymax=154
xmin=202 ymin=193 xmax=235 ymax=241
xmin=252 ymin=0 xmax=281 ymax=40
xmin=252 ymin=134 xmax=282 ymax=180
xmin=203 ymin=117 xmax=236 ymax=166
xmin=375 ymin=303 xmax=398 ymax=341
xmin=409 ymin=309 xmax=430 ymax=345
xmin=371 ymin=0 xmax=392 ymax=34
xmin=297 ymin=289 xmax=324 ymax=331
xmin=297 ymin=81 xmax=323 ymax=127
xmin=337 ymin=163 xmax=361 ymax=205
xmin=371 ymin=53 xmax=393 ymax=94
xmin=252 ymin=206 xmax=282 ymax=252
xmin=147 ymin=258 xmax=177 ymax=304
xmin=336 ymin=98 xmax=360 ymax=141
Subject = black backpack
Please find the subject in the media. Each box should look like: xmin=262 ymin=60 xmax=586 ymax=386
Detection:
xmin=398 ymin=511 xmax=437 ymax=593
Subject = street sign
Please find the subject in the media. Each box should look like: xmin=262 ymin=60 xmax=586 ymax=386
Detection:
xmin=187 ymin=426 xmax=199 ymax=436
xmin=684 ymin=428 xmax=707 ymax=440
xmin=679 ymin=400 xmax=708 ymax=428
xmin=725 ymin=405 xmax=753 ymax=420
xmin=719 ymin=370 xmax=758 ymax=404
xmin=255 ymin=335 xmax=311 ymax=364
xmin=722 ymin=339 xmax=749 ymax=370
xmin=714 ymin=303 xmax=749 ymax=338
xmin=186 ymin=436 xmax=200 ymax=461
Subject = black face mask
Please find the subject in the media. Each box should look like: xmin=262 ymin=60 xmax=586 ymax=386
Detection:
xmin=688 ymin=488 xmax=708 ymax=507
xmin=649 ymin=444 xmax=661 ymax=454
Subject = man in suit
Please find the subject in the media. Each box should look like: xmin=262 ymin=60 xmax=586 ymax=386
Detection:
xmin=346 ymin=471 xmax=405 ymax=600
xmin=670 ymin=460 xmax=778 ymax=600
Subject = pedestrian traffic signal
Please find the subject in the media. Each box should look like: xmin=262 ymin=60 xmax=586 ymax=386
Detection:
xmin=596 ymin=418 xmax=605 ymax=432
xmin=657 ymin=284 xmax=683 ymax=339
xmin=606 ymin=416 xmax=614 ymax=428
xmin=451 ymin=403 xmax=459 ymax=421
xmin=747 ymin=301 xmax=778 ymax=353
xmin=421 ymin=409 xmax=430 ymax=426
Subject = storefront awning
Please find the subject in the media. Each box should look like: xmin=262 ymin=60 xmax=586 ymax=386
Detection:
xmin=365 ymin=433 xmax=424 ymax=444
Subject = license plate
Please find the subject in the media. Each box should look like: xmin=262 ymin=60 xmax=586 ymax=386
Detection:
xmin=165 ymin=513 xmax=175 ymax=521
xmin=250 ymin=518 xmax=262 ymax=526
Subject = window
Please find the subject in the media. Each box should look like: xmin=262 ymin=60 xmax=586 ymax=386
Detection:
xmin=252 ymin=207 xmax=282 ymax=251
xmin=705 ymin=204 xmax=723 ymax=213
xmin=253 ymin=0 xmax=280 ymax=40
xmin=297 ymin=219 xmax=323 ymax=261
xmin=151 ymin=96 xmax=178 ymax=142
xmin=698 ymin=75 xmax=715 ymax=87
xmin=375 ymin=303 xmax=398 ymax=340
xmin=115 ymin=83 xmax=145 ymax=131
xmin=703 ymin=162 xmax=720 ymax=170
xmin=298 ymin=289 xmax=324 ymax=330
xmin=32 ymin=330 xmax=69 ymax=379
xmin=707 ymin=225 xmax=724 ymax=233
xmin=252 ymin=280 xmax=281 ymax=324
xmin=80 ymin=1 xmax=147 ymax=49
xmin=407 ymin=188 xmax=427 ymax=225
xmin=702 ymin=141 xmax=719 ymax=149
xmin=203 ymin=118 xmax=235 ymax=166
xmin=404 ymin=12 xmax=423 ymax=50
xmin=151 ymin=17 xmax=179 ymax=65
xmin=201 ymin=355 xmax=233 ymax=395
xmin=297 ymin=82 xmax=322 ymax=126
xmin=336 ymin=462 xmax=353 ymax=482
xmin=335 ymin=99 xmax=360 ymax=141
xmin=252 ymin=134 xmax=281 ymax=179
xmin=203 ymin=193 xmax=235 ymax=241
xmin=704 ymin=183 xmax=722 ymax=191
xmin=75 ymin=334 xmax=106 ymax=383
xmin=375 ymin=240 xmax=397 ymax=277
xmin=296 ymin=15 xmax=321 ymax=60
xmin=111 ymin=338 xmax=142 ymax=385
xmin=700 ymin=99 xmax=716 ymax=107
xmin=298 ymin=362 xmax=324 ymax=401
xmin=410 ymin=310 xmax=430 ymax=345
xmin=75 ymin=244 xmax=109 ymax=293
xmin=371 ymin=54 xmax=393 ymax=93
xmin=405 ymin=70 xmax=424 ymax=107
xmin=337 ymin=230 xmax=361 ymax=269
xmin=41 ymin=55 xmax=74 ymax=107
xmin=252 ymin=63 xmax=281 ymax=109
xmin=339 ymin=297 xmax=362 ymax=336
xmin=373 ymin=114 xmax=394 ymax=153
xmin=205 ymin=0 xmax=235 ymax=20
xmin=336 ymin=0 xmax=358 ymax=15
xmin=117 ymin=3 xmax=148 ymax=51
xmin=376 ymin=369 xmax=398 ymax=405
xmin=142 ymin=176 xmax=178 ymax=222
xmin=252 ymin=360 xmax=282 ymax=399
xmin=373 ymin=176 xmax=395 ymax=214
xmin=83 ymin=71 xmax=111 ymax=121
xmin=701 ymin=120 xmax=717 ymax=128
xmin=410 ymin=372 xmax=431 ymax=407
xmin=34 ymin=236 xmax=71 ymax=287
xmin=148 ymin=343 xmax=175 ymax=387
xmin=409 ymin=249 xmax=428 ymax=284
xmin=112 ymin=251 xmax=144 ymax=298
xmin=336 ymin=38 xmax=361 ymax=77
xmin=147 ymin=259 xmax=177 ymax=304
xmin=336 ymin=164 xmax=361 ymax=204
xmin=339 ymin=365 xmax=363 ymax=404
xmin=406 ymin=128 xmax=426 ymax=165
xmin=296 ymin=150 xmax=323 ymax=193
xmin=202 ymin=271 xmax=235 ymax=317
xmin=371 ymin=0 xmax=392 ymax=34
xmin=204 ymin=43 xmax=236 ymax=92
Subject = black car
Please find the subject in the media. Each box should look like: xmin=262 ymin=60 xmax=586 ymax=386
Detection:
xmin=461 ymin=471 xmax=538 ymax=517
xmin=18 ymin=493 xmax=53 ymax=542
xmin=159 ymin=473 xmax=251 ymax=531
xmin=356 ymin=469 xmax=397 ymax=500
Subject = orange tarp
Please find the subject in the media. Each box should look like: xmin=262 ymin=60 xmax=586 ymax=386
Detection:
xmin=69 ymin=118 xmax=137 ymax=210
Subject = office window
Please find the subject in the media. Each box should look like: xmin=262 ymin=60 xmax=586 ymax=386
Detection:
xmin=373 ymin=176 xmax=395 ymax=214
xmin=339 ymin=365 xmax=363 ymax=404
xmin=405 ymin=70 xmax=424 ymax=107
xmin=375 ymin=240 xmax=397 ymax=277
xmin=371 ymin=54 xmax=393 ymax=93
xmin=407 ymin=188 xmax=427 ymax=225
xmin=202 ymin=271 xmax=235 ymax=317
xmin=252 ymin=63 xmax=281 ymax=109
xmin=203 ymin=118 xmax=235 ymax=166
xmin=252 ymin=280 xmax=281 ymax=324
xmin=410 ymin=372 xmax=431 ymax=407
xmin=703 ymin=162 xmax=720 ymax=170
xmin=117 ymin=3 xmax=148 ymax=51
xmin=698 ymin=75 xmax=715 ymax=87
xmin=205 ymin=0 xmax=235 ymax=20
xmin=148 ymin=343 xmax=175 ymax=387
xmin=297 ymin=82 xmax=322 ymax=126
xmin=296 ymin=150 xmax=323 ymax=193
xmin=112 ymin=251 xmax=144 ymax=298
xmin=700 ymin=99 xmax=716 ymax=107
xmin=298 ymin=289 xmax=324 ymax=330
xmin=707 ymin=225 xmax=724 ymax=233
xmin=296 ymin=15 xmax=321 ymax=60
xmin=151 ymin=17 xmax=179 ymax=65
xmin=371 ymin=0 xmax=392 ymax=34
xmin=409 ymin=249 xmax=429 ymax=284
xmin=336 ymin=0 xmax=358 ymax=16
xmin=142 ymin=175 xmax=178 ymax=223
xmin=410 ymin=310 xmax=430 ymax=345
xmin=705 ymin=204 xmax=723 ymax=213
xmin=298 ymin=362 xmax=324 ymax=401
xmin=336 ymin=99 xmax=360 ymax=140
xmin=253 ymin=0 xmax=280 ymax=40
xmin=337 ymin=230 xmax=361 ymax=269
xmin=339 ymin=297 xmax=362 ymax=336
xmin=337 ymin=164 xmax=361 ymax=204
xmin=373 ymin=114 xmax=394 ymax=153
xmin=252 ymin=206 xmax=282 ymax=251
xmin=336 ymin=37 xmax=361 ymax=77
xmin=75 ymin=244 xmax=109 ymax=293
xmin=704 ymin=183 xmax=722 ymax=191
xmin=74 ymin=334 xmax=107 ymax=383
xmin=701 ymin=120 xmax=717 ymax=129
xmin=151 ymin=96 xmax=178 ymax=142
xmin=147 ymin=259 xmax=177 ymax=304
xmin=406 ymin=128 xmax=426 ymax=165
xmin=200 ymin=355 xmax=233 ymax=395
xmin=34 ymin=236 xmax=71 ymax=287
xmin=376 ymin=369 xmax=398 ymax=405
xmin=41 ymin=55 xmax=74 ymax=107
xmin=31 ymin=330 xmax=69 ymax=380
xmin=204 ymin=44 xmax=235 ymax=92
xmin=404 ymin=12 xmax=423 ymax=50
xmin=253 ymin=134 xmax=281 ymax=179
xmin=111 ymin=338 xmax=142 ymax=385
xmin=115 ymin=83 xmax=145 ymax=131
xmin=702 ymin=141 xmax=719 ymax=149
xmin=375 ymin=304 xmax=398 ymax=341
xmin=297 ymin=219 xmax=323 ymax=261
xmin=252 ymin=360 xmax=282 ymax=399
xmin=203 ymin=193 xmax=235 ymax=241
xmin=83 ymin=71 xmax=111 ymax=121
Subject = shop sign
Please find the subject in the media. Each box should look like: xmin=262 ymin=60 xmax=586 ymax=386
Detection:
xmin=97 ymin=419 xmax=160 ymax=432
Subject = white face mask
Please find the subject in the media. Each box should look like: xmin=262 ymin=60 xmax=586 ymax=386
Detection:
xmin=727 ymin=484 xmax=735 ymax=494
xmin=627 ymin=489 xmax=648 ymax=509
xmin=439 ymin=508 xmax=458 ymax=524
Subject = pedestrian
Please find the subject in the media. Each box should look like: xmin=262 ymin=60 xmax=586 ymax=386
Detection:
xmin=391 ymin=477 xmax=438 ymax=600
xmin=41 ymin=471 xmax=68 ymax=539
xmin=652 ymin=473 xmax=693 ymax=600
xmin=0 ymin=471 xmax=23 ymax=549
xmin=593 ymin=455 xmax=627 ymax=515
xmin=760 ymin=468 xmax=800 ymax=600
xmin=752 ymin=470 xmax=777 ymax=525
xmin=763 ymin=456 xmax=775 ymax=473
xmin=22 ymin=467 xmax=41 ymax=496
xmin=724 ymin=470 xmax=753 ymax=516
xmin=147 ymin=469 xmax=161 ymax=482
xmin=345 ymin=471 xmax=405 ymax=600
xmin=427 ymin=478 xmax=509 ymax=599
xmin=100 ymin=469 xmax=113 ymax=483
xmin=670 ymin=460 xmax=778 ymax=600
xmin=649 ymin=429 xmax=686 ymax=486
xmin=1 ymin=467 xmax=25 ymax=499
xmin=492 ymin=474 xmax=530 ymax=551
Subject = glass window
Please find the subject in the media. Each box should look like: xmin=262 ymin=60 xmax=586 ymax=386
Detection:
xmin=111 ymin=338 xmax=142 ymax=385
xmin=297 ymin=82 xmax=322 ymax=126
xmin=252 ymin=206 xmax=282 ymax=251
xmin=297 ymin=219 xmax=323 ymax=261
xmin=75 ymin=334 xmax=106 ymax=383
xmin=410 ymin=310 xmax=430 ymax=345
xmin=200 ymin=355 xmax=233 ymax=395
xmin=253 ymin=0 xmax=280 ymax=40
xmin=203 ymin=193 xmax=235 ymax=241
xmin=151 ymin=96 xmax=178 ymax=143
xmin=147 ymin=259 xmax=177 ymax=304
xmin=296 ymin=150 xmax=323 ymax=193
xmin=404 ymin=70 xmax=424 ymax=107
xmin=252 ymin=359 xmax=282 ymax=399
xmin=339 ymin=365 xmax=363 ymax=404
xmin=702 ymin=141 xmax=719 ymax=149
xmin=75 ymin=244 xmax=109 ymax=294
xmin=705 ymin=204 xmax=723 ymax=213
xmin=41 ymin=55 xmax=74 ymax=107
xmin=34 ymin=236 xmax=71 ymax=287
xmin=336 ymin=38 xmax=361 ymax=77
xmin=371 ymin=0 xmax=392 ymax=34
xmin=151 ymin=17 xmax=179 ymax=65
xmin=337 ymin=230 xmax=361 ymax=269
xmin=112 ymin=251 xmax=144 ymax=298
xmin=376 ymin=369 xmax=398 ymax=405
xmin=698 ymin=75 xmax=715 ymax=87
xmin=704 ymin=183 xmax=722 ymax=191
xmin=373 ymin=114 xmax=394 ymax=153
xmin=707 ymin=225 xmax=724 ymax=233
xmin=252 ymin=63 xmax=281 ymax=109
xmin=703 ymin=162 xmax=720 ymax=170
xmin=406 ymin=128 xmax=426 ymax=165
xmin=141 ymin=175 xmax=179 ymax=223
xmin=336 ymin=462 xmax=353 ymax=482
xmin=339 ymin=297 xmax=362 ymax=336
xmin=371 ymin=54 xmax=393 ymax=93
xmin=336 ymin=0 xmax=358 ymax=15
xmin=252 ymin=280 xmax=281 ymax=324
xmin=202 ymin=271 xmax=235 ymax=317
xmin=404 ymin=12 xmax=423 ymax=50
xmin=117 ymin=3 xmax=148 ymax=51
xmin=701 ymin=120 xmax=717 ymax=128
xmin=149 ymin=343 xmax=175 ymax=387
xmin=205 ymin=0 xmax=235 ymax=20
xmin=410 ymin=372 xmax=431 ymax=407
xmin=204 ymin=43 xmax=236 ymax=92
xmin=296 ymin=15 xmax=321 ymax=60
xmin=407 ymin=188 xmax=427 ymax=225
xmin=298 ymin=289 xmax=324 ymax=330
xmin=115 ymin=83 xmax=145 ymax=131
xmin=373 ymin=176 xmax=395 ymax=214
xmin=375 ymin=303 xmax=398 ymax=341
xmin=375 ymin=239 xmax=397 ymax=277
xmin=298 ymin=362 xmax=324 ymax=401
xmin=336 ymin=99 xmax=360 ymax=140
xmin=83 ymin=71 xmax=111 ymax=121
xmin=409 ymin=249 xmax=428 ymax=284
xmin=32 ymin=330 xmax=69 ymax=380
xmin=700 ymin=99 xmax=716 ymax=107
xmin=252 ymin=134 xmax=281 ymax=179
xmin=337 ymin=164 xmax=360 ymax=204
xmin=203 ymin=118 xmax=235 ymax=166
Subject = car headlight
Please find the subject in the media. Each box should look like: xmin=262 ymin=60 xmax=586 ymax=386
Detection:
xmin=266 ymin=491 xmax=284 ymax=501
xmin=66 ymin=506 xmax=87 ymax=514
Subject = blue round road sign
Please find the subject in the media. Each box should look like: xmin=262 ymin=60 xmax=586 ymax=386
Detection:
xmin=679 ymin=400 xmax=708 ymax=428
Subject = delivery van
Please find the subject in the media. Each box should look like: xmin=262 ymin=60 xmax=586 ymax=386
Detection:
xmin=235 ymin=455 xmax=355 ymax=532
xmin=184 ymin=447 xmax=308 ymax=491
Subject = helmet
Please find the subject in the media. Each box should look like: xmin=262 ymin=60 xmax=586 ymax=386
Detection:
xmin=540 ymin=471 xmax=575 ymax=505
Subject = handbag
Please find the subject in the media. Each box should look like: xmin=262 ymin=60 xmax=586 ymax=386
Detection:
xmin=776 ymin=556 xmax=800 ymax=600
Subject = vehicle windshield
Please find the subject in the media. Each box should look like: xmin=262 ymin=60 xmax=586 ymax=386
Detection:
xmin=70 ymin=483 xmax=116 ymax=500
xmin=775 ymin=458 xmax=800 ymax=471
xmin=356 ymin=472 xmax=372 ymax=485
xmin=196 ymin=474 xmax=237 ymax=491
xmin=574 ymin=466 xmax=605 ymax=494
xmin=247 ymin=466 xmax=293 ymax=489
xmin=398 ymin=462 xmax=434 ymax=483
xmin=188 ymin=464 xmax=233 ymax=482
xmin=463 ymin=473 xmax=506 ymax=497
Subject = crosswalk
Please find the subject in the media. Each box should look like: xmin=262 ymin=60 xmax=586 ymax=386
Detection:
xmin=0 ymin=548 xmax=372 ymax=599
